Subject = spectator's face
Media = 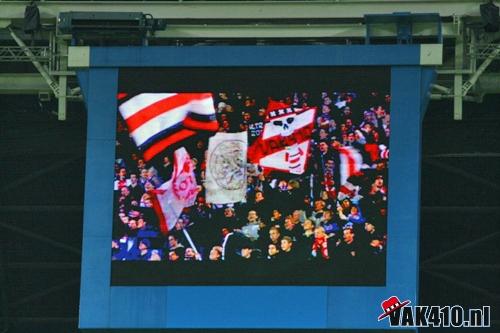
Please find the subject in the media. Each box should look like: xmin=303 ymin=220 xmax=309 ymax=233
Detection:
xmin=319 ymin=142 xmax=328 ymax=153
xmin=140 ymin=169 xmax=148 ymax=179
xmin=268 ymin=244 xmax=279 ymax=256
xmin=119 ymin=213 xmax=129 ymax=224
xmin=272 ymin=210 xmax=281 ymax=220
xmin=343 ymin=229 xmax=354 ymax=243
xmin=284 ymin=218 xmax=293 ymax=230
xmin=364 ymin=112 xmax=374 ymax=122
xmin=376 ymin=160 xmax=385 ymax=171
xmin=379 ymin=208 xmax=387 ymax=217
xmin=121 ymin=187 xmax=130 ymax=197
xmin=128 ymin=219 xmax=138 ymax=230
xmin=137 ymin=218 xmax=145 ymax=229
xmin=341 ymin=199 xmax=351 ymax=209
xmin=365 ymin=222 xmax=375 ymax=233
xmin=138 ymin=241 xmax=148 ymax=251
xmin=303 ymin=220 xmax=314 ymax=232
xmin=314 ymin=228 xmax=325 ymax=238
xmin=144 ymin=182 xmax=154 ymax=191
xmin=241 ymin=248 xmax=252 ymax=259
xmin=323 ymin=211 xmax=332 ymax=220
xmin=175 ymin=220 xmax=183 ymax=230
xmin=346 ymin=119 xmax=353 ymax=127
xmin=169 ymin=251 xmax=179 ymax=261
xmin=185 ymin=248 xmax=195 ymax=258
xmin=350 ymin=206 xmax=359 ymax=215
xmin=142 ymin=195 xmax=153 ymax=207
xmin=319 ymin=129 xmax=328 ymax=139
xmin=168 ymin=236 xmax=177 ymax=248
xmin=292 ymin=210 xmax=301 ymax=221
xmin=278 ymin=180 xmax=288 ymax=191
xmin=269 ymin=229 xmax=280 ymax=242
xmin=209 ymin=247 xmax=221 ymax=261
xmin=370 ymin=239 xmax=382 ymax=248
xmin=314 ymin=200 xmax=325 ymax=211
xmin=363 ymin=123 xmax=373 ymax=133
xmin=243 ymin=113 xmax=251 ymax=121
xmin=224 ymin=208 xmax=234 ymax=218
xmin=374 ymin=177 xmax=384 ymax=187
xmin=119 ymin=168 xmax=127 ymax=178
xmin=281 ymin=239 xmax=292 ymax=252
xmin=163 ymin=156 xmax=170 ymax=164
xmin=247 ymin=210 xmax=258 ymax=222
xmin=255 ymin=192 xmax=264 ymax=201
xmin=322 ymin=105 xmax=331 ymax=114
xmin=130 ymin=174 xmax=138 ymax=184
xmin=348 ymin=133 xmax=355 ymax=142
xmin=138 ymin=159 xmax=145 ymax=168
xmin=340 ymin=124 xmax=347 ymax=132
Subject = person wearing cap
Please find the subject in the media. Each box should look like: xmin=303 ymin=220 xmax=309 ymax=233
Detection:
xmin=138 ymin=238 xmax=153 ymax=261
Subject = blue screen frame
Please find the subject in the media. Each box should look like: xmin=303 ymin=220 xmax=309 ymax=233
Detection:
xmin=77 ymin=45 xmax=435 ymax=330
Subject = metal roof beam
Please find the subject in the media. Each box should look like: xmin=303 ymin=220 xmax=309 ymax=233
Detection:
xmin=0 ymin=1 xmax=485 ymax=20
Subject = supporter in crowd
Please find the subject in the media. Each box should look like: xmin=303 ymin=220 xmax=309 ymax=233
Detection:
xmin=111 ymin=90 xmax=389 ymax=267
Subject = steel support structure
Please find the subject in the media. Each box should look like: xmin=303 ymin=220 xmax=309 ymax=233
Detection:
xmin=0 ymin=1 xmax=489 ymax=20
xmin=454 ymin=25 xmax=464 ymax=120
xmin=0 ymin=0 xmax=499 ymax=121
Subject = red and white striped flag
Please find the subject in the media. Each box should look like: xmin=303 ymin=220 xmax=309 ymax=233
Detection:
xmin=118 ymin=93 xmax=218 ymax=161
xmin=149 ymin=148 xmax=198 ymax=235
xmin=337 ymin=146 xmax=363 ymax=185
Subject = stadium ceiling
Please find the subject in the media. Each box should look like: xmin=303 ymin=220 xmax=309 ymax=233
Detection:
xmin=0 ymin=0 xmax=500 ymax=121
xmin=0 ymin=0 xmax=489 ymax=20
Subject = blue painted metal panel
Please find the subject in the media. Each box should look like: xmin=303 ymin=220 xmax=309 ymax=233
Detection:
xmin=166 ymin=286 xmax=327 ymax=328
xmin=79 ymin=68 xmax=118 ymax=329
xmin=90 ymin=45 xmax=421 ymax=67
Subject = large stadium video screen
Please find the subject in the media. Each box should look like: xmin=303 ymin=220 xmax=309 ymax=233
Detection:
xmin=111 ymin=67 xmax=390 ymax=285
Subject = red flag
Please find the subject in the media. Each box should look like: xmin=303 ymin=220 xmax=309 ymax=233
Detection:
xmin=248 ymin=100 xmax=316 ymax=175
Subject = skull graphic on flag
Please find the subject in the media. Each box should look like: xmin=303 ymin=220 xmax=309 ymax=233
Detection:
xmin=248 ymin=100 xmax=316 ymax=175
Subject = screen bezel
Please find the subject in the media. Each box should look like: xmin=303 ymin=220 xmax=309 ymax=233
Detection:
xmin=78 ymin=44 xmax=433 ymax=330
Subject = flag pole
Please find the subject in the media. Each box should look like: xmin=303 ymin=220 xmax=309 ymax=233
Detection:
xmin=182 ymin=228 xmax=202 ymax=261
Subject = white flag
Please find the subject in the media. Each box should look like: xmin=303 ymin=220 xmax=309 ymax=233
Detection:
xmin=151 ymin=147 xmax=198 ymax=234
xmin=205 ymin=132 xmax=247 ymax=204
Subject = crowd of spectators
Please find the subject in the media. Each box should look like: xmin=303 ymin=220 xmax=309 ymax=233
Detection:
xmin=112 ymin=91 xmax=390 ymax=266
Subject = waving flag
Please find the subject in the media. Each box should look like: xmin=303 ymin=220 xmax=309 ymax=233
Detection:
xmin=248 ymin=100 xmax=316 ymax=175
xmin=118 ymin=93 xmax=218 ymax=161
xmin=205 ymin=132 xmax=247 ymax=204
xmin=337 ymin=146 xmax=363 ymax=185
xmin=149 ymin=147 xmax=198 ymax=235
